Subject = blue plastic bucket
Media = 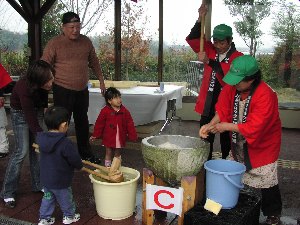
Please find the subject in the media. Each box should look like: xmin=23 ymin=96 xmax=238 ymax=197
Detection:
xmin=204 ymin=159 xmax=246 ymax=209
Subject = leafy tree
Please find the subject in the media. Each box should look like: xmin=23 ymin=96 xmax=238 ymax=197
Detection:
xmin=271 ymin=0 xmax=300 ymax=88
xmin=0 ymin=29 xmax=28 ymax=75
xmin=98 ymin=34 xmax=115 ymax=80
xmin=121 ymin=1 xmax=151 ymax=80
xmin=224 ymin=0 xmax=272 ymax=56
xmin=98 ymin=0 xmax=151 ymax=81
xmin=164 ymin=45 xmax=196 ymax=82
xmin=256 ymin=54 xmax=281 ymax=88
xmin=1 ymin=50 xmax=28 ymax=76
xmin=41 ymin=1 xmax=64 ymax=48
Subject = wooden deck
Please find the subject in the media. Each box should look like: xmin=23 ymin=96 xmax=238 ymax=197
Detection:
xmin=0 ymin=119 xmax=299 ymax=225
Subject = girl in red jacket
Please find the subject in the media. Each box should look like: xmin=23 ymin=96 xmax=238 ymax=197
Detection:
xmin=90 ymin=87 xmax=137 ymax=167
xmin=199 ymin=55 xmax=282 ymax=225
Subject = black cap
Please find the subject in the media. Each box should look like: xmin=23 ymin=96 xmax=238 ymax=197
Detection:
xmin=62 ymin=12 xmax=80 ymax=24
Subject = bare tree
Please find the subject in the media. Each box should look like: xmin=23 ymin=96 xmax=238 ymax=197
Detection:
xmin=59 ymin=0 xmax=113 ymax=35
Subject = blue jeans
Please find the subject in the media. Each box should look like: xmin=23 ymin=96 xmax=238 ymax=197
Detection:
xmin=1 ymin=109 xmax=42 ymax=199
xmin=39 ymin=187 xmax=76 ymax=219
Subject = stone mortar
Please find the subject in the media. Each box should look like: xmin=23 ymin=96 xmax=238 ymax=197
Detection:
xmin=141 ymin=135 xmax=210 ymax=185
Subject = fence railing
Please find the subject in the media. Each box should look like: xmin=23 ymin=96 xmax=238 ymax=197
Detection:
xmin=4 ymin=63 xmax=204 ymax=107
xmin=185 ymin=61 xmax=204 ymax=96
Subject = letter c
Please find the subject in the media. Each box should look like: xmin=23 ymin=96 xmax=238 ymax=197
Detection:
xmin=154 ymin=190 xmax=175 ymax=209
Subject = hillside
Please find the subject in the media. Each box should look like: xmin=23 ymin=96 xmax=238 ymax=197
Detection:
xmin=0 ymin=29 xmax=27 ymax=51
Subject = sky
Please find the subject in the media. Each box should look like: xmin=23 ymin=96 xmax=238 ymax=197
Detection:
xmin=1 ymin=0 xmax=299 ymax=50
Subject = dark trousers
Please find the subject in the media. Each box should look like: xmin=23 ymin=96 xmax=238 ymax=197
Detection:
xmin=200 ymin=115 xmax=231 ymax=160
xmin=261 ymin=184 xmax=282 ymax=216
xmin=53 ymin=84 xmax=92 ymax=158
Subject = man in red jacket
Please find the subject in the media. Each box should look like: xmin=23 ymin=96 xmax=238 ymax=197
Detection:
xmin=186 ymin=4 xmax=243 ymax=160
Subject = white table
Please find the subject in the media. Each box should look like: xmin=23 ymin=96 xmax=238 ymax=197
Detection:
xmin=88 ymin=85 xmax=184 ymax=126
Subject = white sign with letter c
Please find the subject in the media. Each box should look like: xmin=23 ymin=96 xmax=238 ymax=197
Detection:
xmin=146 ymin=184 xmax=183 ymax=216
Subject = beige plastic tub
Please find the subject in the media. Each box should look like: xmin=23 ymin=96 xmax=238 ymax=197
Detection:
xmin=89 ymin=167 xmax=140 ymax=220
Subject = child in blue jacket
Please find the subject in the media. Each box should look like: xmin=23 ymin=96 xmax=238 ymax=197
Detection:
xmin=37 ymin=106 xmax=83 ymax=225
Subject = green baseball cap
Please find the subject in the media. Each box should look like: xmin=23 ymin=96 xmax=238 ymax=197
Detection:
xmin=212 ymin=24 xmax=233 ymax=40
xmin=223 ymin=55 xmax=259 ymax=85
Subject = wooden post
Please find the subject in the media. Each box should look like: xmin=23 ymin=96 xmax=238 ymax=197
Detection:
xmin=142 ymin=168 xmax=154 ymax=225
xmin=200 ymin=0 xmax=206 ymax=52
xmin=195 ymin=167 xmax=205 ymax=204
xmin=178 ymin=176 xmax=197 ymax=225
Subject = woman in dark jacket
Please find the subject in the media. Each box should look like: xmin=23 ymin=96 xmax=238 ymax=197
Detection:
xmin=1 ymin=60 xmax=54 ymax=208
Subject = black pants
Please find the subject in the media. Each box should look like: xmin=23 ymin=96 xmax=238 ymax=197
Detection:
xmin=200 ymin=115 xmax=231 ymax=160
xmin=52 ymin=84 xmax=92 ymax=158
xmin=261 ymin=184 xmax=282 ymax=216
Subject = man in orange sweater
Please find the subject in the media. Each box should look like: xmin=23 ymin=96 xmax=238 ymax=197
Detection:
xmin=41 ymin=12 xmax=105 ymax=163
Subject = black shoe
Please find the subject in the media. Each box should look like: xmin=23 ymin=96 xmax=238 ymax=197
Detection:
xmin=265 ymin=216 xmax=282 ymax=225
xmin=0 ymin=153 xmax=8 ymax=158
xmin=4 ymin=200 xmax=16 ymax=208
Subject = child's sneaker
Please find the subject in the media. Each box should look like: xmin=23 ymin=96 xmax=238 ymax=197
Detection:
xmin=63 ymin=213 xmax=80 ymax=224
xmin=105 ymin=160 xmax=112 ymax=167
xmin=38 ymin=217 xmax=55 ymax=225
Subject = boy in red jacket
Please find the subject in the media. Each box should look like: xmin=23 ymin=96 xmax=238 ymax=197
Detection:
xmin=90 ymin=87 xmax=137 ymax=167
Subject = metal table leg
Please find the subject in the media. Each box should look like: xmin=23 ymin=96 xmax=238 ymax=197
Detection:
xmin=158 ymin=99 xmax=181 ymax=134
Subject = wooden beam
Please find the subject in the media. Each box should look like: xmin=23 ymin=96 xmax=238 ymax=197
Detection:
xmin=25 ymin=0 xmax=42 ymax=62
xmin=6 ymin=0 xmax=30 ymax=22
xmin=114 ymin=0 xmax=122 ymax=81
xmin=158 ymin=0 xmax=163 ymax=84
xmin=19 ymin=0 xmax=33 ymax=17
xmin=205 ymin=0 xmax=212 ymax=39
xmin=40 ymin=0 xmax=57 ymax=18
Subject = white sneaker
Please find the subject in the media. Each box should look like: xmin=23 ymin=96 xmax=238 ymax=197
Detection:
xmin=38 ymin=217 xmax=55 ymax=225
xmin=62 ymin=213 xmax=80 ymax=224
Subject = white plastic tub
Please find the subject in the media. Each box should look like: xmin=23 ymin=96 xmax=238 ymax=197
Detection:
xmin=89 ymin=167 xmax=140 ymax=220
